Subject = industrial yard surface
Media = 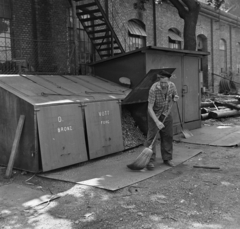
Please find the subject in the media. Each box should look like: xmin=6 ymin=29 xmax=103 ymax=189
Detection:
xmin=1 ymin=113 xmax=240 ymax=229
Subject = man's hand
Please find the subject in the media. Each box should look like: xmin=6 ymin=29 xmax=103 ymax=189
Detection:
xmin=173 ymin=95 xmax=179 ymax=102
xmin=156 ymin=120 xmax=165 ymax=130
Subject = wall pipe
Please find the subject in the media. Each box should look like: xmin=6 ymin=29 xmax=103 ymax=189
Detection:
xmin=153 ymin=0 xmax=157 ymax=46
xmin=211 ymin=18 xmax=214 ymax=92
xmin=229 ymin=25 xmax=232 ymax=70
xmin=72 ymin=0 xmax=79 ymax=75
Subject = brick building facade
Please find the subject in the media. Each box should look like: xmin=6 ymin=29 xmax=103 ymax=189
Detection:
xmin=1 ymin=0 xmax=240 ymax=92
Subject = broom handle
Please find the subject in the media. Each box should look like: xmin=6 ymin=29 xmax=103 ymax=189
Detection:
xmin=149 ymin=102 xmax=174 ymax=149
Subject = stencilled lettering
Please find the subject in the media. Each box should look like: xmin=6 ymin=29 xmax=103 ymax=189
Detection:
xmin=57 ymin=126 xmax=73 ymax=133
xmin=98 ymin=110 xmax=110 ymax=117
xmin=101 ymin=120 xmax=110 ymax=125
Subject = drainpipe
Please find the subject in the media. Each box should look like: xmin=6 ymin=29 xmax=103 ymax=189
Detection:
xmin=211 ymin=18 xmax=214 ymax=92
xmin=72 ymin=0 xmax=79 ymax=75
xmin=153 ymin=0 xmax=157 ymax=46
xmin=229 ymin=25 xmax=232 ymax=71
xmin=32 ymin=0 xmax=39 ymax=71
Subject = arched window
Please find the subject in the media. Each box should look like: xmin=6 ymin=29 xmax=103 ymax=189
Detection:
xmin=0 ymin=0 xmax=11 ymax=62
xmin=197 ymin=36 xmax=204 ymax=51
xmin=128 ymin=19 xmax=146 ymax=51
xmin=168 ymin=28 xmax=183 ymax=49
xmin=219 ymin=39 xmax=227 ymax=73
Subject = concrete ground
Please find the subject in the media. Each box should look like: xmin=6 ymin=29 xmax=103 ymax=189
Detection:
xmin=1 ymin=116 xmax=240 ymax=229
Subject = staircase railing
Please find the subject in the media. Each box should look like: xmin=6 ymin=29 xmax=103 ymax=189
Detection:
xmin=75 ymin=0 xmax=130 ymax=53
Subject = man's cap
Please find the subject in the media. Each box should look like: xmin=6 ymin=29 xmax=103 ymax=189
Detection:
xmin=157 ymin=68 xmax=176 ymax=78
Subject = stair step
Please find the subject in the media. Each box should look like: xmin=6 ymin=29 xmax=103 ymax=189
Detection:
xmin=95 ymin=41 xmax=117 ymax=46
xmin=84 ymin=22 xmax=106 ymax=28
xmin=76 ymin=9 xmax=100 ymax=14
xmin=99 ymin=47 xmax=121 ymax=51
xmin=88 ymin=28 xmax=108 ymax=34
xmin=78 ymin=15 xmax=104 ymax=22
xmin=101 ymin=54 xmax=114 ymax=57
xmin=76 ymin=2 xmax=97 ymax=9
xmin=92 ymin=35 xmax=112 ymax=40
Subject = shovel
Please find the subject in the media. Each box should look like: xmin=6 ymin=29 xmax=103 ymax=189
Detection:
xmin=176 ymin=102 xmax=193 ymax=138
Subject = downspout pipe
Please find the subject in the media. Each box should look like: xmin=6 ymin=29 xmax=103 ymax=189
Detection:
xmin=211 ymin=19 xmax=214 ymax=92
xmin=72 ymin=0 xmax=79 ymax=75
xmin=229 ymin=25 xmax=232 ymax=71
xmin=153 ymin=0 xmax=157 ymax=46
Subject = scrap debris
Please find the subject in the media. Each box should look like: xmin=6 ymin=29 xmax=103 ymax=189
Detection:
xmin=201 ymin=93 xmax=240 ymax=121
xmin=193 ymin=165 xmax=220 ymax=169
xmin=121 ymin=107 xmax=145 ymax=149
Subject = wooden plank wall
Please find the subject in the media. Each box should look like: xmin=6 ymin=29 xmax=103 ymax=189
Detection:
xmin=0 ymin=87 xmax=39 ymax=172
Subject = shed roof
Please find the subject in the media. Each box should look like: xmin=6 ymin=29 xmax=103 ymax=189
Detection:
xmin=90 ymin=46 xmax=209 ymax=66
xmin=0 ymin=74 xmax=131 ymax=107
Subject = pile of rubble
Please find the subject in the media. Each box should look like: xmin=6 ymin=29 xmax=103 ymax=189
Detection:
xmin=121 ymin=107 xmax=145 ymax=149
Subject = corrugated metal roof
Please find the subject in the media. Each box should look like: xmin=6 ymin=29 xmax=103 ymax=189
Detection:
xmin=168 ymin=31 xmax=183 ymax=41
xmin=128 ymin=20 xmax=147 ymax=37
xmin=0 ymin=74 xmax=131 ymax=106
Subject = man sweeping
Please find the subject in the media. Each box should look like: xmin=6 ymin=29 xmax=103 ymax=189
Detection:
xmin=146 ymin=68 xmax=179 ymax=170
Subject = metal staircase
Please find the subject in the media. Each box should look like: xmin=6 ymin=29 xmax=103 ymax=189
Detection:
xmin=74 ymin=0 xmax=125 ymax=59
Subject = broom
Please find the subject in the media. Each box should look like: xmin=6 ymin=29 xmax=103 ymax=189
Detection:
xmin=127 ymin=131 xmax=159 ymax=170
xmin=127 ymin=103 xmax=173 ymax=171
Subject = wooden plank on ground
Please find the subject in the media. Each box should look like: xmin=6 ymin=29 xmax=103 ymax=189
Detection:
xmin=5 ymin=115 xmax=25 ymax=178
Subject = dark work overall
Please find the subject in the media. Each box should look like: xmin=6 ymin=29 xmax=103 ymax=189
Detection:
xmin=145 ymin=113 xmax=173 ymax=162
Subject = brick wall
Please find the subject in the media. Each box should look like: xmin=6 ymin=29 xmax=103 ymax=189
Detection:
xmin=11 ymin=0 xmax=36 ymax=69
xmin=10 ymin=0 xmax=240 ymax=90
xmin=35 ymin=0 xmax=70 ymax=73
xmin=11 ymin=0 xmax=71 ymax=73
xmin=110 ymin=0 xmax=240 ymax=93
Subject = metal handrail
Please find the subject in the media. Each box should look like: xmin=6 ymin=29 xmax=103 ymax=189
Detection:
xmin=75 ymin=0 xmax=130 ymax=52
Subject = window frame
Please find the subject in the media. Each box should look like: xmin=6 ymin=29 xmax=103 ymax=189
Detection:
xmin=0 ymin=18 xmax=11 ymax=62
xmin=168 ymin=28 xmax=182 ymax=50
xmin=128 ymin=19 xmax=146 ymax=51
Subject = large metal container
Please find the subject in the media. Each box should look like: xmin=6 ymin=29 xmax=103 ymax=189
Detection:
xmin=92 ymin=46 xmax=209 ymax=134
xmin=0 ymin=74 xmax=130 ymax=172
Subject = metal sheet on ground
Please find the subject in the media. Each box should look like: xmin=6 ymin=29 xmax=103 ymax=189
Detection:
xmin=37 ymin=104 xmax=88 ymax=172
xmin=84 ymin=101 xmax=124 ymax=159
xmin=210 ymin=130 xmax=240 ymax=146
xmin=173 ymin=125 xmax=240 ymax=146
xmin=38 ymin=143 xmax=202 ymax=191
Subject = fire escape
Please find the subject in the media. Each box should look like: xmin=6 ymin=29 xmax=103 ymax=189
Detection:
xmin=74 ymin=0 xmax=126 ymax=59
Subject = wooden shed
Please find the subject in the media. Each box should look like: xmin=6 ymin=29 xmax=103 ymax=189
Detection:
xmin=91 ymin=46 xmax=209 ymax=134
xmin=0 ymin=74 xmax=130 ymax=172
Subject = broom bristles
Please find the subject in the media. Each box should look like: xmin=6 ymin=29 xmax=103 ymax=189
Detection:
xmin=127 ymin=147 xmax=153 ymax=170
